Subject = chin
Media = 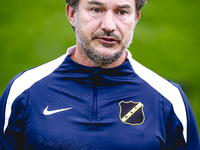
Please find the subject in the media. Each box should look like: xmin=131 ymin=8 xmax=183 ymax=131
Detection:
xmin=97 ymin=48 xmax=119 ymax=57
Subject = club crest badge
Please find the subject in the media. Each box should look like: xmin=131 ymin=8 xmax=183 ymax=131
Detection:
xmin=119 ymin=101 xmax=145 ymax=126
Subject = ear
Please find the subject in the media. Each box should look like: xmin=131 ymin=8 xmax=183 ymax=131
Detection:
xmin=66 ymin=4 xmax=76 ymax=27
xmin=135 ymin=11 xmax=141 ymax=25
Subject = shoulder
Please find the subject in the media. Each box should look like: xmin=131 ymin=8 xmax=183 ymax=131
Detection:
xmin=127 ymin=50 xmax=187 ymax=141
xmin=7 ymin=54 xmax=67 ymax=103
xmin=1 ymin=54 xmax=67 ymax=132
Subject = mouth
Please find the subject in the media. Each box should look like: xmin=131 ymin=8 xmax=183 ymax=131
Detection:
xmin=98 ymin=37 xmax=118 ymax=45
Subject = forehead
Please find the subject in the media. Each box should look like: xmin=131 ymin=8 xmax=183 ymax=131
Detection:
xmin=79 ymin=0 xmax=136 ymax=8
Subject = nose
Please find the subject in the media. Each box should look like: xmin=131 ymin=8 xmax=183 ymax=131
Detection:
xmin=101 ymin=11 xmax=116 ymax=32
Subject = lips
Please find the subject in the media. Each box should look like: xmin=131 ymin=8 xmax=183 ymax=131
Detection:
xmin=98 ymin=37 xmax=117 ymax=45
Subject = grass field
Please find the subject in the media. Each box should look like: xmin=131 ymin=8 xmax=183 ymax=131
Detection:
xmin=0 ymin=0 xmax=200 ymax=133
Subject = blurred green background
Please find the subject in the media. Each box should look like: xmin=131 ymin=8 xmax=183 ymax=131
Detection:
xmin=0 ymin=0 xmax=199 ymax=133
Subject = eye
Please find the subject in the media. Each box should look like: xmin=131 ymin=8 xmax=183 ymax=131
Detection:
xmin=92 ymin=8 xmax=101 ymax=13
xmin=118 ymin=10 xmax=127 ymax=15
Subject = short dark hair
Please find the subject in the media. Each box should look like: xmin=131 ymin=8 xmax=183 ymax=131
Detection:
xmin=66 ymin=0 xmax=79 ymax=10
xmin=66 ymin=0 xmax=147 ymax=14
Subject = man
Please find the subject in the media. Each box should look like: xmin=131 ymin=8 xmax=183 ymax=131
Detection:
xmin=0 ymin=0 xmax=199 ymax=149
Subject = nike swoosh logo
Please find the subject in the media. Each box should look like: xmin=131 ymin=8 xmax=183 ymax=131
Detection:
xmin=43 ymin=106 xmax=73 ymax=115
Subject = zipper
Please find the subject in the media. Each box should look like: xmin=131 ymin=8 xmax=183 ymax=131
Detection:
xmin=92 ymin=68 xmax=99 ymax=120
xmin=92 ymin=85 xmax=98 ymax=120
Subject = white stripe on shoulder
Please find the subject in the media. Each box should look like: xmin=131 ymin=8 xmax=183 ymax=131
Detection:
xmin=127 ymin=51 xmax=187 ymax=142
xmin=4 ymin=54 xmax=67 ymax=133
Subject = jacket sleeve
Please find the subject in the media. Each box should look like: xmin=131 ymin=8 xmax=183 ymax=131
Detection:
xmin=178 ymin=85 xmax=200 ymax=150
xmin=167 ymin=83 xmax=200 ymax=150
xmin=0 ymin=72 xmax=29 ymax=149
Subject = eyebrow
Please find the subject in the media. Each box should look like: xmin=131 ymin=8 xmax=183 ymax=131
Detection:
xmin=116 ymin=4 xmax=131 ymax=9
xmin=88 ymin=1 xmax=105 ymax=6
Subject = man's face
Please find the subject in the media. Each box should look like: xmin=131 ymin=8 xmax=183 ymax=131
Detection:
xmin=74 ymin=0 xmax=137 ymax=67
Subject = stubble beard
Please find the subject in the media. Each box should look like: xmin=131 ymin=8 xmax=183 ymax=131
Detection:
xmin=74 ymin=12 xmax=135 ymax=68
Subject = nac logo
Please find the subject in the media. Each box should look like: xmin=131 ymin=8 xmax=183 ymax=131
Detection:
xmin=119 ymin=101 xmax=145 ymax=126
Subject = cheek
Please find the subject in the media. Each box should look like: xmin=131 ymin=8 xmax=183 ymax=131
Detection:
xmin=118 ymin=26 xmax=132 ymax=40
xmin=119 ymin=20 xmax=135 ymax=38
xmin=82 ymin=20 xmax=101 ymax=36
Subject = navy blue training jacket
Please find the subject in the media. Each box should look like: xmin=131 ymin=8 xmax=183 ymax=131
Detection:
xmin=0 ymin=46 xmax=199 ymax=149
